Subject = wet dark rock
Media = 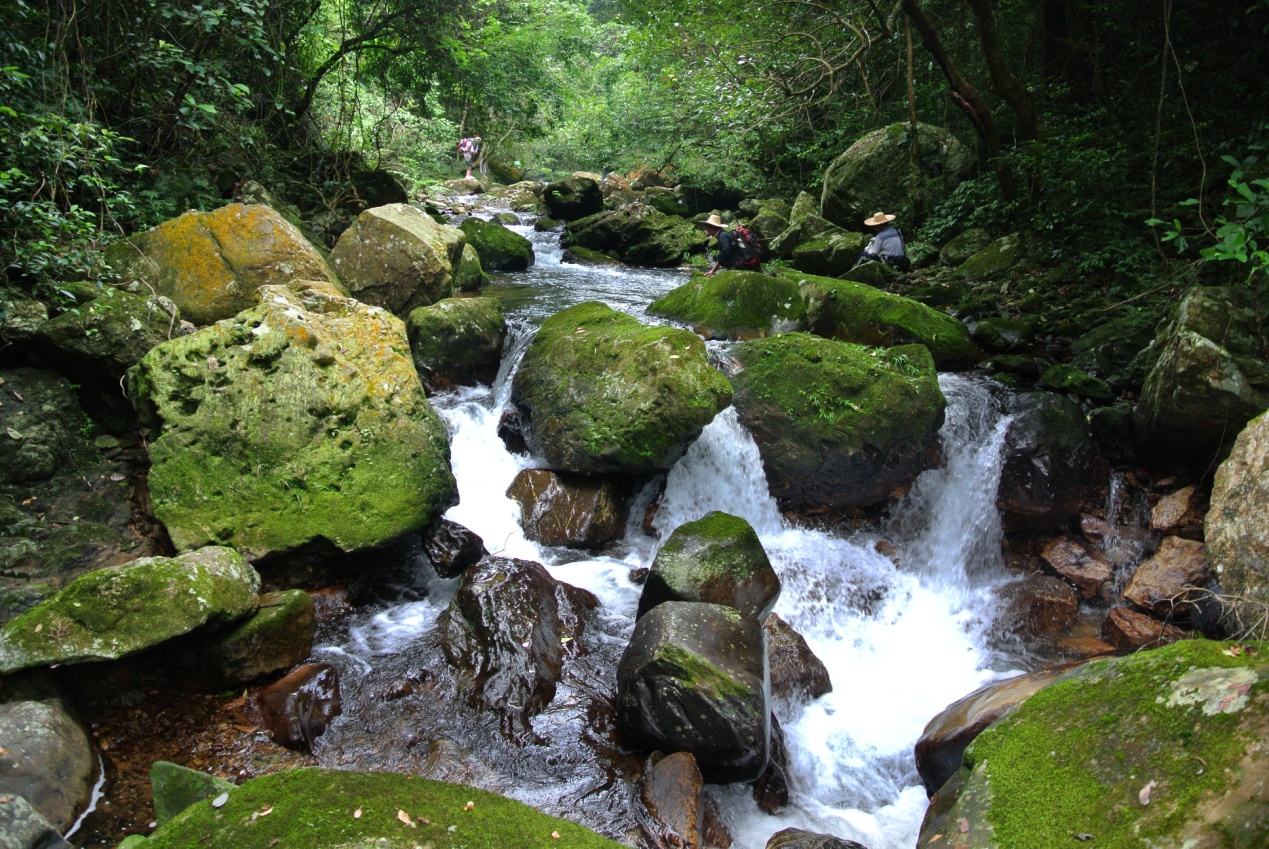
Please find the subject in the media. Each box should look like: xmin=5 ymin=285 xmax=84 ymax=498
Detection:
xmin=765 ymin=828 xmax=869 ymax=849
xmin=1040 ymin=536 xmax=1113 ymax=600
xmin=915 ymin=665 xmax=1070 ymax=796
xmin=701 ymin=790 xmax=733 ymax=848
xmin=438 ymin=556 xmax=596 ymax=732
xmin=150 ymin=760 xmax=234 ymax=824
xmin=497 ymin=408 xmax=530 ymax=454
xmin=1000 ymin=573 xmax=1079 ymax=641
xmin=970 ymin=316 xmax=1035 ymax=353
xmin=764 ymin=614 xmax=832 ymax=704
xmin=616 ymin=601 xmax=769 ymax=782
xmin=1100 ymin=606 xmax=1187 ymax=651
xmin=752 ymin=714 xmax=790 ymax=814
xmin=997 ymin=392 xmax=1102 ymax=531
xmin=506 ymin=468 xmax=631 ymax=549
xmin=1150 ymin=485 xmax=1205 ymax=539
xmin=308 ymin=586 xmax=353 ymax=625
xmin=421 ymin=518 xmax=487 ymax=579
xmin=257 ymin=662 xmax=342 ymax=752
xmin=641 ymin=751 xmax=704 ymax=849
xmin=1123 ymin=536 xmax=1209 ymax=618
xmin=176 ymin=589 xmax=315 ymax=687
xmin=544 ymin=176 xmax=603 ymax=220
xmin=1088 ymin=402 xmax=1137 ymax=465
xmin=638 ymin=512 xmax=780 ymax=620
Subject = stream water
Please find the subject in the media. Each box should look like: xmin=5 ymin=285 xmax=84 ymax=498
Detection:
xmin=311 ymin=204 xmax=1023 ymax=849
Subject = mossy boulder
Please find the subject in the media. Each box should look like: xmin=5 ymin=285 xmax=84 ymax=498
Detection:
xmin=769 ymin=192 xmax=835 ymax=258
xmin=729 ymin=334 xmax=946 ymax=509
xmin=638 ymin=512 xmax=780 ymax=620
xmin=645 ymin=186 xmax=691 ymax=217
xmin=971 ymin=315 xmax=1036 ymax=353
xmin=0 ymin=547 xmax=259 ymax=673
xmin=33 ymin=286 xmax=184 ymax=379
xmin=746 ymin=198 xmax=792 ymax=243
xmin=1070 ymin=309 xmax=1161 ymax=387
xmin=406 ymin=297 xmax=506 ymax=392
xmin=0 ymin=368 xmax=83 ymax=484
xmin=820 ymin=123 xmax=976 ymax=230
xmin=175 ymin=589 xmax=314 ymax=687
xmin=648 ymin=271 xmax=805 ymax=340
xmin=789 ymin=269 xmax=979 ymax=369
xmin=452 ymin=243 xmax=487 ymax=293
xmin=511 ymin=302 xmax=732 ymax=476
xmin=1133 ymin=286 xmax=1268 ymax=464
xmin=150 ymin=761 xmax=235 ymax=824
xmin=918 ymin=639 xmax=1269 ymax=849
xmin=1206 ymin=411 xmax=1269 ymax=636
xmin=940 ymin=228 xmax=991 ymax=266
xmin=790 ymin=228 xmax=868 ymax=277
xmin=328 ymin=203 xmax=467 ymax=314
xmin=562 ymin=246 xmax=621 ymax=265
xmin=108 ymin=203 xmax=341 ymax=326
xmin=1037 ymin=364 xmax=1114 ymax=403
xmin=957 ymin=233 xmax=1023 ymax=278
xmin=125 ymin=767 xmax=625 ymax=849
xmin=459 ymin=217 xmax=534 ymax=272
xmin=562 ymin=207 xmax=707 ymax=267
xmin=130 ymin=285 xmax=456 ymax=560
xmin=543 ymin=175 xmax=603 ymax=220
xmin=0 ymin=287 xmax=48 ymax=347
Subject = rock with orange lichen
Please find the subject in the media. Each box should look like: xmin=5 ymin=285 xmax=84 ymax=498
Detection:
xmin=129 ymin=285 xmax=456 ymax=561
xmin=108 ymin=203 xmax=342 ymax=326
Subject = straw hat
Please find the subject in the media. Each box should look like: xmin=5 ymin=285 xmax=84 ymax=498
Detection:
xmin=864 ymin=211 xmax=896 ymax=226
xmin=697 ymin=213 xmax=726 ymax=231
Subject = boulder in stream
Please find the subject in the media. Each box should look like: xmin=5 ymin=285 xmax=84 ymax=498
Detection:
xmin=543 ymin=176 xmax=603 ymax=220
xmin=458 ymin=217 xmax=534 ymax=272
xmin=996 ymin=392 xmax=1102 ymax=532
xmin=765 ymin=613 xmax=832 ymax=704
xmin=562 ymin=207 xmax=707 ymax=267
xmin=1123 ymin=535 xmax=1209 ymax=618
xmin=512 ymin=302 xmax=732 ymax=476
xmin=765 ymin=828 xmax=869 ymax=849
xmin=406 ymin=296 xmax=506 ymax=392
xmin=648 ymin=270 xmax=805 ymax=340
xmin=421 ymin=518 xmax=487 ymax=579
xmin=506 ymin=469 xmax=630 ymax=549
xmin=257 ymin=662 xmax=342 ymax=752
xmin=641 ymin=751 xmax=705 ymax=849
xmin=1100 ymin=606 xmax=1187 ymax=651
xmin=729 ymin=334 xmax=945 ymax=509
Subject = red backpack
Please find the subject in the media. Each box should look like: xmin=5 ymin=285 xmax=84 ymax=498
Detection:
xmin=731 ymin=224 xmax=763 ymax=267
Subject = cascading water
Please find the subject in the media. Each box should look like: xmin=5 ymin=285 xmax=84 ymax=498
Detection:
xmin=313 ymin=203 xmax=1020 ymax=849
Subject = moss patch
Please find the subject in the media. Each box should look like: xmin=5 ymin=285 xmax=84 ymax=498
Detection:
xmin=459 ymin=217 xmax=534 ymax=272
xmin=648 ymin=270 xmax=805 ymax=339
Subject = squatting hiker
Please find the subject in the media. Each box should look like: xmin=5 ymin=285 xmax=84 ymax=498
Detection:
xmin=458 ymin=136 xmax=482 ymax=178
xmin=699 ymin=213 xmax=763 ymax=276
xmin=856 ymin=211 xmax=911 ymax=271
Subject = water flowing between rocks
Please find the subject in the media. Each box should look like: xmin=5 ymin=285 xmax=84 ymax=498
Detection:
xmin=311 ymin=206 xmax=1024 ymax=849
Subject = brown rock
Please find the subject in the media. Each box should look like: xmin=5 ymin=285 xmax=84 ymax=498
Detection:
xmin=752 ymin=715 xmax=790 ymax=814
xmin=309 ymin=586 xmax=353 ymax=625
xmin=1079 ymin=513 xmax=1114 ymax=545
xmin=701 ymin=793 xmax=733 ymax=849
xmin=1040 ymin=536 xmax=1113 ymax=599
xmin=765 ymin=828 xmax=869 ymax=849
xmin=421 ymin=518 xmax=487 ymax=578
xmin=1151 ymin=485 xmax=1205 ymax=537
xmin=1101 ymin=606 xmax=1187 ymax=650
xmin=1123 ymin=536 xmax=1209 ymax=616
xmin=1000 ymin=573 xmax=1079 ymax=641
xmin=642 ymin=751 xmax=704 ymax=849
xmin=506 ymin=468 xmax=630 ymax=548
xmin=915 ymin=665 xmax=1073 ymax=794
xmin=1052 ymin=612 xmax=1116 ymax=660
xmin=764 ymin=614 xmax=832 ymax=703
xmin=257 ymin=662 xmax=341 ymax=752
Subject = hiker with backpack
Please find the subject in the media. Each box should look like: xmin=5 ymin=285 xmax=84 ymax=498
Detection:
xmin=457 ymin=136 xmax=481 ymax=179
xmin=856 ymin=211 xmax=911 ymax=271
xmin=699 ymin=213 xmax=763 ymax=276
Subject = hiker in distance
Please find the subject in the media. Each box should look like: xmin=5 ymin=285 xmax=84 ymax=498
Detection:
xmin=856 ymin=211 xmax=911 ymax=271
xmin=699 ymin=213 xmax=763 ymax=276
xmin=458 ymin=136 xmax=481 ymax=178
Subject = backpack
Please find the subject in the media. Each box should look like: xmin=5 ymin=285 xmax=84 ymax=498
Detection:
xmin=730 ymin=224 xmax=763 ymax=267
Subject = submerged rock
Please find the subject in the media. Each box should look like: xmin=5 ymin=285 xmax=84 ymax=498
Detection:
xmin=638 ymin=511 xmax=780 ymax=620
xmin=641 ymin=751 xmax=705 ymax=849
xmin=617 ymin=601 xmax=769 ymax=782
xmin=506 ymin=469 xmax=630 ymax=549
xmin=997 ymin=392 xmax=1101 ymax=531
xmin=130 ymin=285 xmax=455 ymax=560
xmin=648 ymin=270 xmax=805 ymax=340
xmin=729 ymin=334 xmax=945 ymax=509
xmin=406 ymin=296 xmax=506 ymax=392
xmin=107 ymin=203 xmax=339 ymax=325
xmin=328 ymin=203 xmax=467 ymax=314
xmin=562 ymin=207 xmax=707 ymax=267
xmin=257 ymin=662 xmax=341 ymax=752
xmin=459 ymin=217 xmax=534 ymax=272
xmin=917 ymin=640 xmax=1268 ymax=849
xmin=1206 ymin=411 xmax=1269 ymax=636
xmin=512 ymin=302 xmax=732 ymax=476
xmin=0 ymin=547 xmax=259 ymax=673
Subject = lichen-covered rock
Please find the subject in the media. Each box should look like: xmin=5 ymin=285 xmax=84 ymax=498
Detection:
xmin=1134 ymin=286 xmax=1268 ymax=463
xmin=789 ymin=269 xmax=979 ymax=369
xmin=33 ymin=286 xmax=184 ymax=378
xmin=1037 ymin=364 xmax=1114 ymax=403
xmin=130 ymin=286 xmax=456 ymax=560
xmin=328 ymin=203 xmax=467 ymax=314
xmin=638 ymin=512 xmax=780 ymax=620
xmin=177 ymin=589 xmax=314 ymax=687
xmin=1206 ymin=411 xmax=1268 ymax=636
xmin=997 ymin=392 xmax=1102 ymax=531
xmin=0 ymin=793 xmax=69 ymax=849
xmin=406 ymin=297 xmax=506 ymax=392
xmin=1123 ymin=536 xmax=1209 ymax=617
xmin=512 ymin=302 xmax=732 ymax=476
xmin=459 ymin=217 xmax=534 ymax=272
xmin=150 ymin=761 xmax=235 ymax=824
xmin=0 ymin=547 xmax=259 ymax=673
xmin=0 ymin=369 xmax=83 ymax=484
xmin=505 ymin=469 xmax=630 ymax=549
xmin=820 ymin=123 xmax=975 ymax=230
xmin=729 ymin=334 xmax=945 ymax=509
xmin=956 ymin=233 xmax=1022 ymax=278
xmin=562 ymin=207 xmax=706 ymax=267
xmin=790 ymin=228 xmax=868 ymax=277
xmin=917 ymin=640 xmax=1268 ymax=849
xmin=543 ymin=176 xmax=603 ymax=220
xmin=452 ymin=243 xmax=487 ymax=293
xmin=127 ymin=767 xmax=626 ymax=849
xmin=648 ymin=271 xmax=805 ymax=340
xmin=616 ymin=601 xmax=769 ymax=782
xmin=108 ymin=203 xmax=340 ymax=326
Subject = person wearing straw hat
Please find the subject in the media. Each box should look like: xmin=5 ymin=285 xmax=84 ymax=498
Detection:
xmin=699 ymin=213 xmax=762 ymax=277
xmin=856 ymin=211 xmax=911 ymax=271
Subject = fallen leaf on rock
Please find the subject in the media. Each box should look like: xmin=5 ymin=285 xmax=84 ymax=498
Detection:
xmin=353 ymin=808 xmax=362 ymax=819
xmin=211 ymin=792 xmax=229 ymax=809
xmin=1073 ymin=834 xmax=1094 ymax=842
xmin=464 ymin=801 xmax=475 ymax=811
xmin=258 ymin=805 xmax=273 ymax=816
xmin=958 ymin=818 xmax=969 ymax=833
xmin=397 ymin=810 xmax=416 ymax=827
xmin=1139 ymin=780 xmax=1157 ymax=806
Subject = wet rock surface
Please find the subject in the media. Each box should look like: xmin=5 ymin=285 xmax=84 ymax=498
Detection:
xmin=999 ymin=573 xmax=1079 ymax=642
xmin=174 ymin=588 xmax=315 ymax=687
xmin=1039 ymin=536 xmax=1113 ymax=600
xmin=764 ymin=613 xmax=832 ymax=704
xmin=1100 ymin=605 xmax=1186 ymax=650
xmin=506 ymin=469 xmax=631 ymax=549
xmin=257 ymin=662 xmax=342 ymax=752
xmin=765 ymin=827 xmax=870 ymax=849
xmin=1123 ymin=535 xmax=1209 ymax=617
xmin=640 ymin=751 xmax=704 ymax=849
xmin=422 ymin=518 xmax=487 ymax=579
xmin=648 ymin=271 xmax=805 ymax=341
xmin=997 ymin=392 xmax=1102 ymax=531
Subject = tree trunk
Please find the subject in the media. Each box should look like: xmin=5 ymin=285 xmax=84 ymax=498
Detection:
xmin=964 ymin=0 xmax=1038 ymax=140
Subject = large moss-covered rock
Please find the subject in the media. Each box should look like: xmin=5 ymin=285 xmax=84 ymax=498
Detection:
xmin=0 ymin=369 xmax=83 ymax=484
xmin=459 ymin=217 xmax=534 ymax=272
xmin=956 ymin=233 xmax=1022 ymax=278
xmin=328 ymin=203 xmax=467 ymax=314
xmin=820 ymin=123 xmax=975 ymax=230
xmin=33 ymin=286 xmax=184 ymax=377
xmin=562 ymin=207 xmax=707 ymax=267
xmin=918 ymin=640 xmax=1269 ymax=849
xmin=511 ymin=302 xmax=732 ymax=476
xmin=108 ymin=203 xmax=340 ymax=326
xmin=1134 ymin=286 xmax=1268 ymax=463
xmin=940 ymin=228 xmax=991 ymax=266
xmin=746 ymin=198 xmax=792 ymax=244
xmin=406 ymin=297 xmax=506 ymax=392
xmin=638 ymin=512 xmax=780 ymax=620
xmin=648 ymin=271 xmax=805 ymax=340
xmin=790 ymin=228 xmax=868 ymax=277
xmin=1206 ymin=411 xmax=1269 ymax=636
xmin=126 ymin=767 xmax=625 ymax=849
xmin=543 ymin=176 xmax=603 ymax=220
xmin=788 ymin=269 xmax=979 ymax=369
xmin=130 ymin=286 xmax=456 ymax=559
xmin=452 ymin=243 xmax=487 ymax=293
xmin=729 ymin=334 xmax=945 ymax=509
xmin=769 ymin=192 xmax=836 ymax=258
xmin=0 ymin=547 xmax=259 ymax=673
xmin=1037 ymin=363 xmax=1114 ymax=403
xmin=176 ymin=589 xmax=314 ymax=687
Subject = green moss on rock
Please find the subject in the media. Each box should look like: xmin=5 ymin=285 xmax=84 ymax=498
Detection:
xmin=179 ymin=589 xmax=314 ymax=687
xmin=132 ymin=767 xmax=625 ymax=849
xmin=789 ymin=228 xmax=868 ymax=278
xmin=34 ymin=286 xmax=183 ymax=377
xmin=459 ymin=217 xmax=534 ymax=272
xmin=648 ymin=271 xmax=805 ymax=340
xmin=562 ymin=208 xmax=707 ymax=267
xmin=1038 ymin=364 xmax=1114 ymax=403
xmin=151 ymin=761 xmax=235 ymax=824
xmin=452 ymin=243 xmax=487 ymax=293
xmin=406 ymin=297 xmax=506 ymax=391
xmin=957 ymin=233 xmax=1022 ymax=278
